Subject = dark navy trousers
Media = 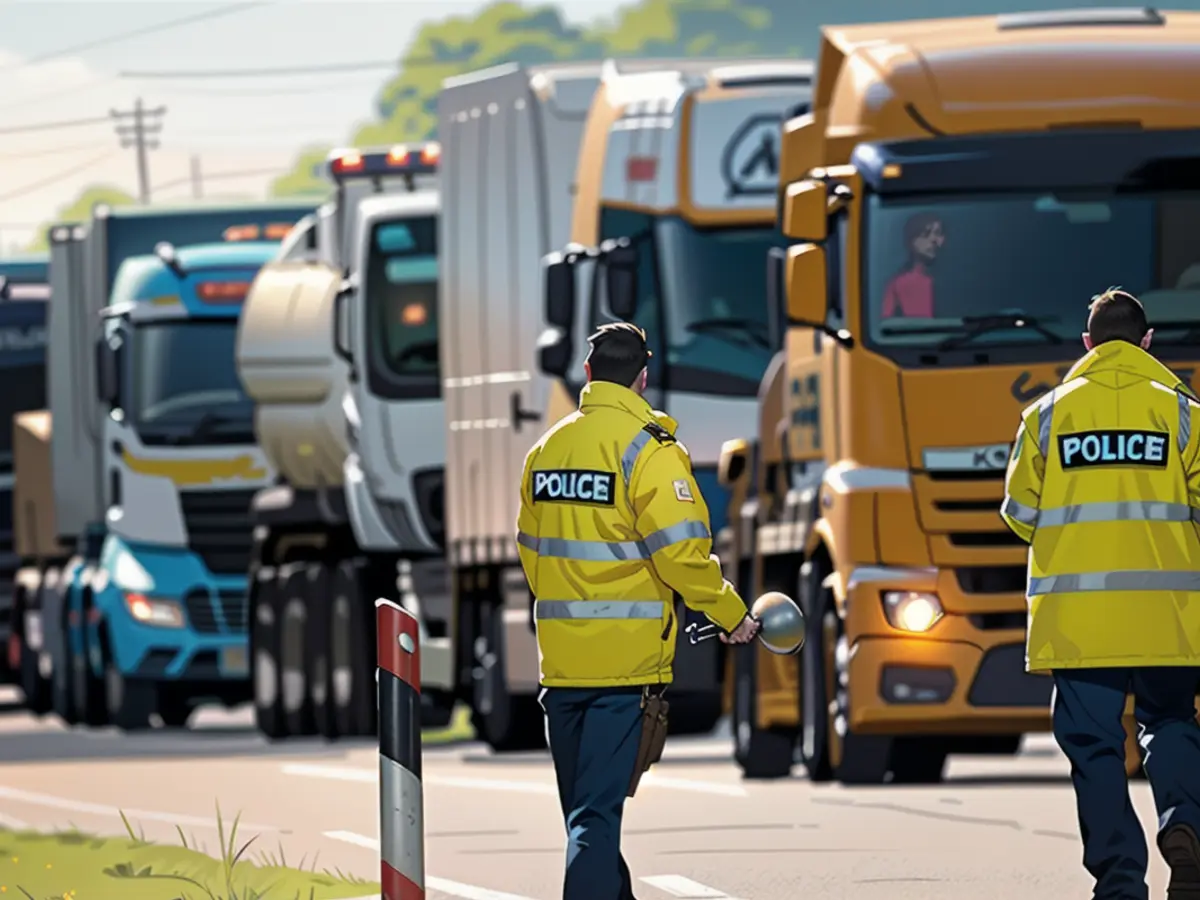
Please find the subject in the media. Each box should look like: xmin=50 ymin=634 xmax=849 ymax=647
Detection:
xmin=1053 ymin=667 xmax=1200 ymax=899
xmin=540 ymin=686 xmax=645 ymax=900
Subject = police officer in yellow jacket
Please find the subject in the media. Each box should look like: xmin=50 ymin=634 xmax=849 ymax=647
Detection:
xmin=1001 ymin=288 xmax=1200 ymax=900
xmin=517 ymin=322 xmax=760 ymax=900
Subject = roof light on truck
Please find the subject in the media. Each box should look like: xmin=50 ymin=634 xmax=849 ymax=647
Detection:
xmin=328 ymin=144 xmax=438 ymax=182
xmin=330 ymin=149 xmax=365 ymax=174
xmin=196 ymin=280 xmax=251 ymax=304
xmin=263 ymin=223 xmax=294 ymax=240
xmin=224 ymin=225 xmax=261 ymax=242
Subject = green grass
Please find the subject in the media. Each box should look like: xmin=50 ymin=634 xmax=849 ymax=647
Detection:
xmin=0 ymin=805 xmax=378 ymax=900
xmin=421 ymin=704 xmax=474 ymax=747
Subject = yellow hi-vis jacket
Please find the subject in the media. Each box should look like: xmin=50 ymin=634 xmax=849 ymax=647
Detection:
xmin=1001 ymin=340 xmax=1200 ymax=672
xmin=516 ymin=381 xmax=749 ymax=688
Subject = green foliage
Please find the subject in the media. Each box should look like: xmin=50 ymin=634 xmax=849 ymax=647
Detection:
xmin=268 ymin=145 xmax=334 ymax=199
xmin=24 ymin=185 xmax=136 ymax=251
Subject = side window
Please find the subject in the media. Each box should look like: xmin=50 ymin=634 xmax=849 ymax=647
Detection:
xmin=594 ymin=207 xmax=664 ymax=386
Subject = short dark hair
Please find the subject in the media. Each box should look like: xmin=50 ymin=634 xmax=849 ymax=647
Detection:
xmin=904 ymin=212 xmax=943 ymax=246
xmin=1087 ymin=287 xmax=1149 ymax=345
xmin=585 ymin=322 xmax=650 ymax=386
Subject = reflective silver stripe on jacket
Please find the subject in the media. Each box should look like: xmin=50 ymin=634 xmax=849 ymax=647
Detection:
xmin=1001 ymin=496 xmax=1039 ymax=526
xmin=517 ymin=519 xmax=710 ymax=562
xmin=1037 ymin=388 xmax=1056 ymax=458
xmin=1178 ymin=388 xmax=1193 ymax=453
xmin=1036 ymin=500 xmax=1198 ymax=528
xmin=535 ymin=599 xmax=666 ymax=619
xmin=621 ymin=428 xmax=656 ymax=485
xmin=1029 ymin=570 xmax=1200 ymax=594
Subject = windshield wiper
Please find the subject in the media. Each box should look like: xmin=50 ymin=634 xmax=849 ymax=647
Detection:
xmin=937 ymin=314 xmax=1063 ymax=351
xmin=156 ymin=409 xmax=248 ymax=444
xmin=685 ymin=318 xmax=772 ymax=350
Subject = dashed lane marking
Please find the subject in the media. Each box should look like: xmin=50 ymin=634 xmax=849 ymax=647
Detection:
xmin=640 ymin=874 xmax=742 ymax=898
xmin=322 ymin=831 xmax=537 ymax=900
xmin=283 ymin=763 xmax=746 ymax=797
xmin=0 ymin=784 xmax=281 ymax=832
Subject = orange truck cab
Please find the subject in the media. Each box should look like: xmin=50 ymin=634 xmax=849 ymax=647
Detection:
xmin=718 ymin=6 xmax=1200 ymax=783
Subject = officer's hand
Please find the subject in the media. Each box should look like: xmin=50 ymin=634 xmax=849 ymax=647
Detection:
xmin=720 ymin=616 xmax=761 ymax=645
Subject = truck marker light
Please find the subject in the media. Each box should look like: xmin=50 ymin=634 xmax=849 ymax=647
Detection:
xmin=197 ymin=281 xmax=250 ymax=304
xmin=400 ymin=302 xmax=427 ymax=326
xmin=264 ymin=223 xmax=294 ymax=240
xmin=626 ymin=156 xmax=657 ymax=182
xmin=883 ymin=591 xmax=943 ymax=633
xmin=882 ymin=163 xmax=902 ymax=179
xmin=420 ymin=142 xmax=441 ymax=164
xmin=223 ymin=224 xmax=260 ymax=242
xmin=387 ymin=146 xmax=411 ymax=166
xmin=334 ymin=150 xmax=364 ymax=173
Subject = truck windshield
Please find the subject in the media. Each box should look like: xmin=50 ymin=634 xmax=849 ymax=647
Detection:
xmin=364 ymin=217 xmax=440 ymax=401
xmin=863 ymin=191 xmax=1200 ymax=361
xmin=597 ymin=208 xmax=783 ymax=396
xmin=130 ymin=320 xmax=254 ymax=445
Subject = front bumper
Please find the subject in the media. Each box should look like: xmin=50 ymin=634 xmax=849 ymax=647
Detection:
xmin=345 ymin=453 xmax=439 ymax=554
xmin=842 ymin=565 xmax=1050 ymax=735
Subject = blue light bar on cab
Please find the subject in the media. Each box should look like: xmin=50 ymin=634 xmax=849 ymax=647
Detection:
xmin=327 ymin=142 xmax=440 ymax=181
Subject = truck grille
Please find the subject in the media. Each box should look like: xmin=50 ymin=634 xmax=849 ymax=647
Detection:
xmin=184 ymin=588 xmax=249 ymax=634
xmin=179 ymin=489 xmax=256 ymax=575
xmin=412 ymin=468 xmax=445 ymax=548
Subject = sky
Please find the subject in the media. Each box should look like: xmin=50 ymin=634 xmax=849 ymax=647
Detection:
xmin=0 ymin=0 xmax=613 ymax=253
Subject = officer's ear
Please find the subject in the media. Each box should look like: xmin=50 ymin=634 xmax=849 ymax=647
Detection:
xmin=1082 ymin=332 xmax=1094 ymax=351
xmin=1141 ymin=328 xmax=1154 ymax=350
xmin=584 ymin=361 xmax=592 ymax=382
xmin=636 ymin=367 xmax=647 ymax=393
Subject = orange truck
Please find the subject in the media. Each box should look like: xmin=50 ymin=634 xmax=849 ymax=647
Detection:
xmin=718 ymin=6 xmax=1200 ymax=783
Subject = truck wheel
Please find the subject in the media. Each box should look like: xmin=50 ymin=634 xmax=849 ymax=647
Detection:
xmin=72 ymin=592 xmax=107 ymax=727
xmin=471 ymin=602 xmax=545 ymax=752
xmin=19 ymin=637 xmax=52 ymax=715
xmin=251 ymin=567 xmax=287 ymax=739
xmin=305 ymin=562 xmax=336 ymax=739
xmin=104 ymin=659 xmax=154 ymax=732
xmin=732 ymin=644 xmax=794 ymax=779
xmin=280 ymin=563 xmax=316 ymax=737
xmin=328 ymin=560 xmax=377 ymax=738
xmin=799 ymin=558 xmax=833 ymax=782
xmin=804 ymin=556 xmax=892 ymax=785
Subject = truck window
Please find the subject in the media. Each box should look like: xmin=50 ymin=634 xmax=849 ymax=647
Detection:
xmin=130 ymin=320 xmax=254 ymax=445
xmin=365 ymin=217 xmax=440 ymax=401
xmin=594 ymin=207 xmax=665 ymax=388
xmin=861 ymin=192 xmax=1200 ymax=356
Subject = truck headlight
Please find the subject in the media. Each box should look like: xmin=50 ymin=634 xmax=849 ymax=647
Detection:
xmin=883 ymin=591 xmax=943 ymax=633
xmin=124 ymin=593 xmax=185 ymax=628
xmin=111 ymin=547 xmax=154 ymax=592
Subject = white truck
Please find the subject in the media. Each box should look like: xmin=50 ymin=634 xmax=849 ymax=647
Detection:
xmin=25 ymin=202 xmax=311 ymax=730
xmin=236 ymin=144 xmax=455 ymax=741
xmin=538 ymin=60 xmax=813 ymax=746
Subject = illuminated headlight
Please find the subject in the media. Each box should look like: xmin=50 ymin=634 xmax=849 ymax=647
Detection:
xmin=111 ymin=547 xmax=154 ymax=593
xmin=342 ymin=391 xmax=361 ymax=446
xmin=124 ymin=593 xmax=185 ymax=628
xmin=883 ymin=591 xmax=943 ymax=633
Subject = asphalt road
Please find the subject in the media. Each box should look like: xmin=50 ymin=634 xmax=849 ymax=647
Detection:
xmin=0 ymin=686 xmax=1177 ymax=899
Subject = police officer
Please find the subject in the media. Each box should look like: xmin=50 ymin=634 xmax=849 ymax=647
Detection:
xmin=517 ymin=322 xmax=760 ymax=900
xmin=1001 ymin=288 xmax=1200 ymax=900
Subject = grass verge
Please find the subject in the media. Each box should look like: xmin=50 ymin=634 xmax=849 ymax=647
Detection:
xmin=0 ymin=807 xmax=378 ymax=900
xmin=421 ymin=704 xmax=474 ymax=746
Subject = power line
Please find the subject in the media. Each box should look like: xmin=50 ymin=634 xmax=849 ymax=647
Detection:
xmin=0 ymin=152 xmax=117 ymax=203
xmin=0 ymin=141 xmax=107 ymax=161
xmin=0 ymin=76 xmax=122 ymax=114
xmin=158 ymin=76 xmax=386 ymax=98
xmin=152 ymin=166 xmax=285 ymax=194
xmin=112 ymin=99 xmax=167 ymax=204
xmin=0 ymin=2 xmax=271 ymax=72
xmin=0 ymin=114 xmax=111 ymax=136
xmin=120 ymin=59 xmax=402 ymax=79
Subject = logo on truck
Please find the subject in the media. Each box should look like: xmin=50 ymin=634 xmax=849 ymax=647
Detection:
xmin=721 ymin=114 xmax=781 ymax=199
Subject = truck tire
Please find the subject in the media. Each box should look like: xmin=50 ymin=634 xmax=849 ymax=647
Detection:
xmin=305 ymin=561 xmax=336 ymax=739
xmin=732 ymin=643 xmax=795 ymax=779
xmin=72 ymin=588 xmax=107 ymax=727
xmin=16 ymin=585 xmax=52 ymax=716
xmin=279 ymin=563 xmax=316 ymax=737
xmin=802 ymin=555 xmax=892 ymax=785
xmin=326 ymin=559 xmax=377 ymax=738
xmin=251 ymin=567 xmax=287 ymax=739
xmin=104 ymin=660 xmax=154 ymax=731
xmin=471 ymin=601 xmax=545 ymax=752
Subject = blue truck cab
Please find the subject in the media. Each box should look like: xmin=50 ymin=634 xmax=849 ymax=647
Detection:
xmin=74 ymin=241 xmax=278 ymax=728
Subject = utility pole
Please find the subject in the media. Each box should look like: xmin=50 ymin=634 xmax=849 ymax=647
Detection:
xmin=111 ymin=98 xmax=167 ymax=204
xmin=190 ymin=155 xmax=203 ymax=199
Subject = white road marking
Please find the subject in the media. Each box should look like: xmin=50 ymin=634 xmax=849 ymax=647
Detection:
xmin=284 ymin=763 xmax=744 ymax=797
xmin=0 ymin=785 xmax=280 ymax=832
xmin=323 ymin=831 xmax=537 ymax=900
xmin=0 ymin=811 xmax=28 ymax=829
xmin=641 ymin=874 xmax=741 ymax=898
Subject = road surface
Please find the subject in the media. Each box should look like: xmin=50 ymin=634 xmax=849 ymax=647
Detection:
xmin=0 ymin=687 xmax=1176 ymax=899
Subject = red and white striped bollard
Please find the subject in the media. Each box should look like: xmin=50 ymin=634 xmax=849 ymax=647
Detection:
xmin=376 ymin=597 xmax=425 ymax=900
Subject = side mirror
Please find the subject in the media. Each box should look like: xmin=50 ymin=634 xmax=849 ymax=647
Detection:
xmin=782 ymin=179 xmax=827 ymax=242
xmin=765 ymin=247 xmax=788 ymax=350
xmin=718 ymin=438 xmax=751 ymax=488
xmin=786 ymin=243 xmax=828 ymax=327
xmin=333 ymin=277 xmax=356 ymax=374
xmin=603 ymin=239 xmax=638 ymax=321
xmin=95 ymin=337 xmax=119 ymax=407
xmin=536 ymin=327 xmax=572 ymax=379
xmin=542 ymin=251 xmax=576 ymax=330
